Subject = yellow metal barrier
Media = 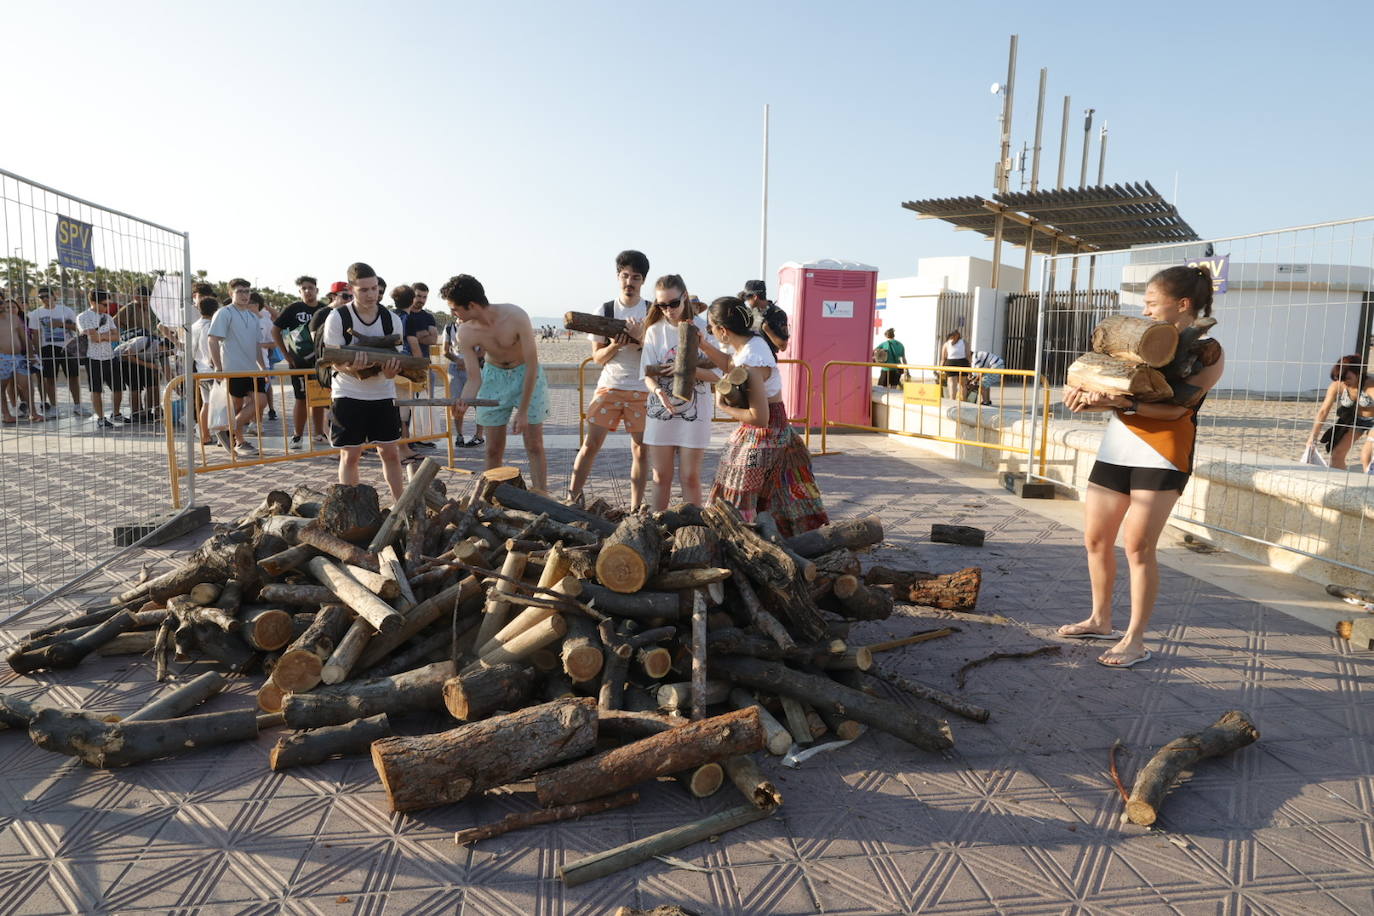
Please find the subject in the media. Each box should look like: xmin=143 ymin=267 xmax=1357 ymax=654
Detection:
xmin=576 ymin=355 xmax=815 ymax=448
xmin=164 ymin=365 xmax=456 ymax=508
xmin=818 ymin=360 xmax=1050 ymax=476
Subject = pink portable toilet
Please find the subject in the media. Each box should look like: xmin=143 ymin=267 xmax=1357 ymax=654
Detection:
xmin=774 ymin=259 xmax=879 ymax=429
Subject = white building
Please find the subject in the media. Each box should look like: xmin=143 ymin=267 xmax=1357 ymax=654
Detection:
xmin=876 ymin=256 xmax=1021 ymax=366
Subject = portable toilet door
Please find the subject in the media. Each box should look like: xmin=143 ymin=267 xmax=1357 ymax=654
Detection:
xmin=775 ymin=259 xmax=878 ymax=430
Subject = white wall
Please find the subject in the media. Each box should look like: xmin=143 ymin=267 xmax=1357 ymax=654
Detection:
xmin=875 ymin=256 xmax=1020 ymax=368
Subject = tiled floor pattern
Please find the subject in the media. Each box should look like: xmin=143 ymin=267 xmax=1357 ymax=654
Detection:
xmin=0 ymin=392 xmax=1371 ymax=913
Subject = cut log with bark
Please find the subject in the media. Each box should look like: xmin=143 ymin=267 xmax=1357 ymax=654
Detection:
xmin=706 ymin=499 xmax=826 ymax=642
xmin=667 ymin=526 xmax=720 ymax=570
xmin=812 ymin=549 xmax=862 ymax=580
xmin=477 ymin=613 xmax=566 ymax=667
xmin=270 ymin=604 xmax=353 ymax=692
xmin=372 ymin=697 xmax=598 ymax=812
xmin=564 ymin=310 xmax=628 ymax=339
xmin=580 ymin=582 xmax=680 ymax=621
xmin=1066 ymin=352 xmax=1173 ymax=401
xmin=442 ymin=663 xmax=538 ymax=721
xmin=755 ymin=512 xmax=817 ymax=581
xmin=474 ymin=548 xmax=529 ymax=648
xmin=455 ymin=790 xmax=640 ymax=846
xmin=479 ymin=575 xmax=582 ymax=658
xmin=122 ymin=671 xmax=227 ymax=722
xmin=127 ymin=530 xmax=258 ymax=604
xmin=306 ymin=558 xmax=404 ymax=636
xmin=728 ymin=688 xmax=791 ymax=755
xmin=166 ymin=594 xmax=239 ymax=632
xmin=1091 ymin=315 xmax=1179 ymax=367
xmin=189 ymin=582 xmax=222 ymax=605
xmin=368 ymin=457 xmax=442 ymax=552
xmin=705 ymin=628 xmax=847 ymax=667
xmin=671 ymin=319 xmax=701 ymax=402
xmin=676 ymin=762 xmax=724 ymax=798
xmin=716 ymin=366 xmax=750 ymax=409
xmin=784 ymin=516 xmax=884 ymax=558
xmin=725 ymin=566 xmax=794 ymax=651
xmin=597 ymin=708 xmax=686 ymax=740
xmin=1126 ymin=710 xmax=1260 ymax=826
xmin=282 ymin=660 xmax=456 ymax=729
xmin=257 ymin=545 xmax=319 ymax=578
xmin=690 ymin=589 xmax=708 ymax=719
xmin=378 ymin=545 xmax=416 ymax=613
xmin=657 ymin=680 xmax=731 ymax=711
xmin=296 ymin=524 xmax=381 ymax=573
xmin=320 ymin=619 xmax=372 ymax=685
xmin=355 ymin=575 xmax=481 ymax=670
xmin=869 ymin=665 xmax=990 ymax=723
xmin=907 ymin=566 xmax=983 ymax=611
xmin=711 ymin=655 xmax=953 ymax=752
xmin=9 ymin=611 xmax=136 ymax=674
xmin=636 ymin=645 xmax=673 ymax=680
xmin=316 ymin=345 xmax=430 ymax=374
xmin=96 ymin=631 xmax=156 ymax=656
xmin=831 ymin=575 xmax=895 ymax=620
xmin=492 ymin=483 xmax=618 ymax=536
xmin=534 ymin=706 xmax=765 ymax=807
xmin=649 ymin=568 xmax=731 ymax=590
xmin=863 ymin=565 xmax=937 ymax=590
xmin=269 ymin=713 xmax=394 ymax=771
xmin=596 ymin=515 xmax=664 ymax=594
xmin=314 ymin=483 xmax=385 ymax=542
xmin=930 ymin=525 xmax=985 ymax=548
xmin=654 ymin=502 xmax=707 ymax=532
xmin=174 ymin=620 xmax=256 ymax=672
xmin=29 ymin=707 xmax=259 ymax=768
xmin=239 ymin=607 xmax=295 ymax=651
xmin=778 ymin=696 xmax=814 ymax=745
xmin=723 ymin=754 xmax=783 ymax=808
xmin=562 ymin=612 xmax=605 ymax=683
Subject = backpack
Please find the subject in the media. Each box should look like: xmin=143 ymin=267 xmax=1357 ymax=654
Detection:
xmin=316 ymin=305 xmax=396 ymax=388
xmin=873 ymin=342 xmax=890 ymax=363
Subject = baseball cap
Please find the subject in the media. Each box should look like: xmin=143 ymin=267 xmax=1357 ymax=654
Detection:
xmin=329 ymin=281 xmax=349 ymax=294
xmin=742 ymin=280 xmax=766 ymax=299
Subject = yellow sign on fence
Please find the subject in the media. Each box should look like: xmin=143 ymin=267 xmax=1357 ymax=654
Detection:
xmin=903 ymin=381 xmax=942 ymax=407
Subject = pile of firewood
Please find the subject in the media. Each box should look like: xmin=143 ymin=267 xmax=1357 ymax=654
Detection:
xmin=0 ymin=459 xmax=991 ymax=883
xmin=1066 ymin=314 xmax=1221 ymax=408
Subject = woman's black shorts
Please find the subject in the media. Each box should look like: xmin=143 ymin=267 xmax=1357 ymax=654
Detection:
xmin=330 ymin=396 xmax=402 ymax=447
xmin=1089 ymin=460 xmax=1189 ymax=495
xmin=227 ymin=376 xmax=268 ymax=398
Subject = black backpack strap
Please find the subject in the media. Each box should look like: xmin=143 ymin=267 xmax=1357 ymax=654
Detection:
xmin=602 ymin=300 xmax=614 ymax=319
xmin=337 ymin=304 xmax=354 ymax=341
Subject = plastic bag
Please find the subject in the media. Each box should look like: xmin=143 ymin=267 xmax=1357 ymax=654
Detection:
xmin=1301 ymin=443 xmax=1329 ymax=467
xmin=207 ymin=381 xmax=230 ymax=432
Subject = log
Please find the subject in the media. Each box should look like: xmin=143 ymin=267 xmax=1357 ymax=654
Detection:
xmin=636 ymin=645 xmax=673 ymax=680
xmin=257 ymin=681 xmax=286 ymax=714
xmin=271 ymin=604 xmax=353 ymax=692
xmin=189 ymin=582 xmax=222 ymax=605
xmin=725 ymin=565 xmax=794 ymax=651
xmin=656 ymin=680 xmax=730 ymax=711
xmin=562 ymin=611 xmax=605 ymax=683
xmin=474 ymin=548 xmax=529 ymax=648
xmin=723 ymin=754 xmax=783 ymax=808
xmin=282 ymin=660 xmax=456 ymax=729
xmin=534 ymin=706 xmax=765 ymax=807
xmin=559 ymin=801 xmax=776 ymax=887
xmin=1066 ymin=352 xmax=1173 ymax=401
xmin=1126 ymin=710 xmax=1260 ymax=826
xmin=671 ymin=319 xmax=701 ymax=402
xmin=479 ymin=575 xmax=582 ymax=657
xmin=492 ymin=483 xmax=617 ymax=536
xmin=832 ymin=575 xmax=895 ymax=620
xmin=290 ymin=483 xmax=329 ymax=517
xmin=564 ymin=310 xmax=627 ymax=338
xmin=1091 ymin=314 xmax=1179 ymax=367
xmin=306 ymin=558 xmax=404 ymax=636
xmin=654 ymin=502 xmax=707 ymax=532
xmin=690 ymin=590 xmax=708 ymax=719
xmin=1327 ymin=582 xmax=1374 ymax=605
xmin=442 ymin=663 xmax=538 ymax=721
xmin=667 ymin=526 xmax=720 ymax=570
xmin=537 ymin=542 xmax=574 ymax=589
xmin=238 ymin=489 xmax=292 ymax=527
xmin=477 ymin=614 xmax=566 ymax=667
xmin=596 ymin=515 xmax=663 ymax=594
xmin=314 ymin=483 xmax=384 ymax=541
xmin=599 ymin=621 xmax=636 ymax=710
xmin=122 ymin=671 xmax=227 ymax=722
xmin=9 ymin=611 xmax=136 ymax=674
xmin=294 ymin=524 xmax=381 ymax=574
xmin=96 ymin=631 xmax=156 ymax=656
xmin=866 ymin=627 xmax=958 ymax=653
xmin=355 ymin=575 xmax=481 ymax=670
xmin=378 ymin=545 xmax=416 ymax=612
xmin=369 ymin=626 xmax=454 ymax=678
xmin=908 ymin=567 xmax=982 ymax=611
xmin=367 ymin=457 xmax=442 ymax=553
xmin=257 ymin=543 xmax=318 ymax=578
xmin=166 ymin=594 xmax=239 ymax=632
xmin=128 ymin=530 xmax=258 ymax=604
xmin=715 ymin=365 xmax=749 ymax=409
xmin=29 ymin=707 xmax=259 ymax=768
xmin=316 ymin=345 xmax=430 ymax=373
xmin=596 ymin=708 xmax=686 ymax=740
xmin=930 ymin=524 xmax=985 ymax=548
xmin=870 ymin=666 xmax=990 ymax=723
xmin=240 ymin=607 xmax=295 ymax=651
xmin=812 ymin=548 xmax=861 ymax=580
xmin=863 ymin=565 xmax=938 ymax=590
xmin=649 ymin=568 xmax=731 ymax=590
xmin=705 ymin=628 xmax=847 ymax=667
xmin=269 ymin=713 xmax=394 ymax=771
xmin=581 ymin=582 xmax=680 ymax=620
xmin=677 ymin=762 xmax=724 ymax=798
xmin=784 ymin=516 xmax=884 ymax=558
xmin=706 ymin=499 xmax=825 ymax=642
xmin=372 ymin=697 xmax=598 ymax=812
xmin=711 ymin=655 xmax=953 ymax=751
xmin=455 ymin=791 xmax=640 ymax=847
xmin=256 ymin=583 xmax=334 ymax=607
xmin=755 ymin=512 xmax=817 ymax=581
xmin=320 ymin=619 xmax=372 ymax=685
xmin=779 ymin=696 xmax=813 ymax=745
xmin=728 ymin=688 xmax=791 ymax=755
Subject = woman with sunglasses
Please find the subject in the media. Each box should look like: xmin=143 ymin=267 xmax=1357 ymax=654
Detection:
xmin=639 ymin=275 xmax=718 ymax=510
xmin=703 ymin=295 xmax=828 ymax=535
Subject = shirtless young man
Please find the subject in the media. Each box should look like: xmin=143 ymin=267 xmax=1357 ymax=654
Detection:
xmin=0 ymin=296 xmax=39 ymax=423
xmin=442 ymin=274 xmax=549 ymax=492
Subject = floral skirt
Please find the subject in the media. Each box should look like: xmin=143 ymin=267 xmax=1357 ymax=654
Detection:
xmin=710 ymin=402 xmax=829 ymax=537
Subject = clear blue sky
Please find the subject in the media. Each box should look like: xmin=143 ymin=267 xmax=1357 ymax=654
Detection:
xmin=5 ymin=1 xmax=1371 ymax=316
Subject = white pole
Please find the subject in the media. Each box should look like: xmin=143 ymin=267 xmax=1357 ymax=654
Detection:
xmin=760 ymin=103 xmax=769 ymax=281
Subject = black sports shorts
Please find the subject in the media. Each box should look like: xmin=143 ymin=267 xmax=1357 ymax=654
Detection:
xmin=1088 ymin=460 xmax=1189 ymax=495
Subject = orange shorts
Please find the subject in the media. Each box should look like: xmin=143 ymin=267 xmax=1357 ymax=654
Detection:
xmin=587 ymin=387 xmax=649 ymax=433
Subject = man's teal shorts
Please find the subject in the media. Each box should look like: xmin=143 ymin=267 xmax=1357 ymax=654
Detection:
xmin=476 ymin=362 xmax=550 ymax=428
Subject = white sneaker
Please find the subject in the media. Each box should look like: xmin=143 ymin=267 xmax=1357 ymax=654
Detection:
xmin=290 ymin=435 xmax=305 ymax=451
xmin=235 ymin=441 xmax=258 ymax=457
xmin=243 ymin=422 xmax=257 ymax=436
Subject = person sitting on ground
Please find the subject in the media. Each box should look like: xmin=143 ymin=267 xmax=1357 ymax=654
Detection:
xmin=446 ymin=273 xmax=549 ymax=492
xmin=1305 ymin=354 xmax=1374 ymax=471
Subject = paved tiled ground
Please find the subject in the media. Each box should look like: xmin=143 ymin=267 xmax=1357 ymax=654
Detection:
xmin=1 ymin=390 xmax=1372 ymax=914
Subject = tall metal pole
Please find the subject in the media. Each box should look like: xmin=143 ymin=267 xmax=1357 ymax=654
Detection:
xmin=182 ymin=231 xmax=196 ymax=508
xmin=1079 ymin=108 xmax=1095 ymax=187
xmin=1096 ymin=123 xmax=1109 ymax=185
xmin=996 ymin=34 xmax=1018 ymax=195
xmin=1056 ymin=96 xmax=1070 ymax=189
xmin=759 ymin=104 xmax=769 ymax=282
xmin=1030 ymin=68 xmax=1046 ymax=192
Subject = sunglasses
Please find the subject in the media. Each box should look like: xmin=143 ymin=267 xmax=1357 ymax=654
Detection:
xmin=338 ymin=293 xmax=354 ymax=301
xmin=658 ymin=297 xmax=685 ymax=309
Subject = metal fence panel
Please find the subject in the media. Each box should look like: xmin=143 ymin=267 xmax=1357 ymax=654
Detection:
xmin=1029 ymin=217 xmax=1374 ymax=577
xmin=0 ymin=168 xmax=191 ymax=617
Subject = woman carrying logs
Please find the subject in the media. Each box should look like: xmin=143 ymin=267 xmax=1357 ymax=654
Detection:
xmin=639 ymin=274 xmax=720 ymax=511
xmin=1304 ymin=355 xmax=1374 ymax=472
xmin=1059 ymin=266 xmax=1225 ymax=668
xmin=702 ymin=296 xmax=828 ymax=536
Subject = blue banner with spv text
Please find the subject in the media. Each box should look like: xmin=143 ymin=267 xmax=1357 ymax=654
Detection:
xmin=55 ymin=214 xmax=96 ymax=271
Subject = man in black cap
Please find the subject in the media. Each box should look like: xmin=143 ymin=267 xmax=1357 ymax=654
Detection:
xmin=741 ymin=279 xmax=789 ymax=355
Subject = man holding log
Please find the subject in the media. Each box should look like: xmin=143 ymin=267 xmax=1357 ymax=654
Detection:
xmin=443 ymin=274 xmax=549 ymax=492
xmin=320 ymin=262 xmax=407 ymax=500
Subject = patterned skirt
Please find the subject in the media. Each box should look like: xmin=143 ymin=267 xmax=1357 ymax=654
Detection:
xmin=710 ymin=402 xmax=829 ymax=537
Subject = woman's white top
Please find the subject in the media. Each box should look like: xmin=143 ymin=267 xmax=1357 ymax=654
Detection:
xmin=943 ymin=338 xmax=968 ymax=360
xmin=640 ymin=314 xmax=715 ymax=449
xmin=729 ymin=334 xmax=782 ymax=398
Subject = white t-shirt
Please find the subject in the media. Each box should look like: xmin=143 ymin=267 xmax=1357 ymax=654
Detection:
xmin=77 ymin=309 xmax=117 ymax=360
xmin=258 ymin=310 xmax=275 ymax=346
xmin=730 ymin=334 xmax=782 ymax=398
xmin=590 ymin=298 xmax=649 ymax=391
xmin=190 ymin=316 xmax=213 ymax=371
xmin=27 ymin=305 xmax=78 ymax=346
xmin=321 ymin=304 xmax=404 ymax=401
xmin=943 ymin=338 xmax=968 ymax=360
xmin=208 ymin=305 xmax=265 ymax=372
xmin=639 ymin=315 xmax=713 ymax=395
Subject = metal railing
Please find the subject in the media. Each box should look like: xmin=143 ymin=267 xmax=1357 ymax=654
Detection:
xmin=163 ymin=365 xmax=454 ymax=508
xmin=818 ymin=360 xmax=1049 ymax=474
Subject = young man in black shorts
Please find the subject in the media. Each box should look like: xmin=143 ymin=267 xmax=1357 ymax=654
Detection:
xmin=273 ymin=274 xmax=326 ymax=449
xmin=207 ymin=278 xmax=268 ymax=456
xmin=321 ymin=262 xmax=406 ymax=500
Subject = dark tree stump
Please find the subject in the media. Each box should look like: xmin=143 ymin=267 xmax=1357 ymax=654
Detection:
xmin=907 ymin=567 xmax=982 ymax=611
xmin=316 ymin=484 xmax=383 ymax=542
xmin=930 ymin=524 xmax=985 ymax=547
xmin=668 ymin=526 xmax=720 ymax=570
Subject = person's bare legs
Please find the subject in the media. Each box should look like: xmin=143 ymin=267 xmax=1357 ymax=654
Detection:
xmin=1058 ymin=482 xmax=1131 ymax=637
xmin=292 ymin=395 xmax=307 ymax=438
xmin=338 ymin=445 xmax=364 ymax=484
xmin=483 ymin=423 xmax=507 ymax=471
xmin=569 ymin=422 xmax=610 ymax=498
xmin=648 ymin=444 xmax=676 ymax=512
xmin=522 ymin=424 xmax=547 ymax=493
xmin=1330 ymin=430 xmax=1353 ymax=470
xmin=629 ymin=431 xmax=647 ymax=511
xmin=678 ymin=446 xmax=705 ymax=506
xmin=1101 ymin=487 xmax=1181 ymax=666
xmin=378 ymin=441 xmax=405 ymax=500
xmin=1361 ymin=434 xmax=1373 ymax=472
xmin=66 ymin=365 xmax=82 ymax=410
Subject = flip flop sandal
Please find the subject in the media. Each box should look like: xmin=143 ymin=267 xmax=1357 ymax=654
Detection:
xmin=1097 ymin=649 xmax=1152 ymax=669
xmin=1058 ymin=627 xmax=1125 ymax=640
